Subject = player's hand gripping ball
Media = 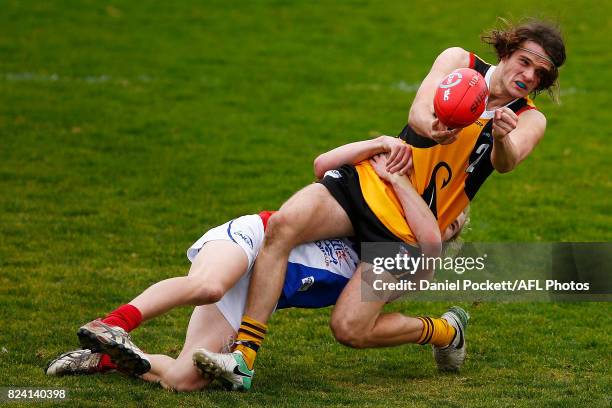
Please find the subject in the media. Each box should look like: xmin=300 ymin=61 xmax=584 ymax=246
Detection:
xmin=433 ymin=68 xmax=489 ymax=129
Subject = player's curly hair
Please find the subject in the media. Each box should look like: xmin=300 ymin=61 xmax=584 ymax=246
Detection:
xmin=481 ymin=18 xmax=566 ymax=101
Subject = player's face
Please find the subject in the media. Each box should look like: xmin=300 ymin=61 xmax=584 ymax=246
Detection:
xmin=500 ymin=41 xmax=553 ymax=98
xmin=443 ymin=211 xmax=467 ymax=242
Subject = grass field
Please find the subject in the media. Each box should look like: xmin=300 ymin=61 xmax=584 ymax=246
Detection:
xmin=1 ymin=0 xmax=611 ymax=406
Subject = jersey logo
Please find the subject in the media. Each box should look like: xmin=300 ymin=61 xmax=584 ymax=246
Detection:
xmin=421 ymin=161 xmax=452 ymax=219
xmin=298 ymin=276 xmax=315 ymax=291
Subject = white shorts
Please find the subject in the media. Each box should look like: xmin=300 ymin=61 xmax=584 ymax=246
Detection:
xmin=187 ymin=214 xmax=265 ymax=331
xmin=187 ymin=214 xmax=360 ymax=331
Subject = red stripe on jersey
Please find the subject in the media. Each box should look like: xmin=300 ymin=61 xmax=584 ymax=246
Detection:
xmin=469 ymin=52 xmax=475 ymax=69
xmin=258 ymin=211 xmax=275 ymax=231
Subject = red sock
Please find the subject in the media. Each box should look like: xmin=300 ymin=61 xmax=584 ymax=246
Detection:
xmin=101 ymin=304 xmax=143 ymax=332
xmin=97 ymin=354 xmax=117 ymax=372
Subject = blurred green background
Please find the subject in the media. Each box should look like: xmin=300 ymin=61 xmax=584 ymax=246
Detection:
xmin=1 ymin=1 xmax=610 ymax=406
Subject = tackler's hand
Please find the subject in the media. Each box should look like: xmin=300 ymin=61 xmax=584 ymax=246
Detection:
xmin=379 ymin=136 xmax=413 ymax=175
xmin=369 ymin=154 xmax=393 ymax=182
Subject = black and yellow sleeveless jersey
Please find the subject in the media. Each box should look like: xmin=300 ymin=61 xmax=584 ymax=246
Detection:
xmin=354 ymin=53 xmax=537 ymax=243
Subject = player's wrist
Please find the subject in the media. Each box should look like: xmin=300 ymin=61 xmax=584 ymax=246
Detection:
xmin=388 ymin=172 xmax=407 ymax=184
xmin=376 ymin=135 xmax=393 ymax=152
xmin=492 ymin=130 xmax=509 ymax=143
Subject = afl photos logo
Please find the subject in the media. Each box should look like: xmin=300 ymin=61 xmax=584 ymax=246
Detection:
xmin=439 ymin=72 xmax=463 ymax=89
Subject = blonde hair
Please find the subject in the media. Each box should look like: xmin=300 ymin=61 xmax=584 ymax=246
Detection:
xmin=442 ymin=205 xmax=471 ymax=257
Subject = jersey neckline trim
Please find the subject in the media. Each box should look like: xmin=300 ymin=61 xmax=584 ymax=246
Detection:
xmin=480 ymin=65 xmax=521 ymax=119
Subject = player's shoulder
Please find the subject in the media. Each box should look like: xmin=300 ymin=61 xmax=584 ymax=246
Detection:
xmin=518 ymin=103 xmax=546 ymax=124
xmin=514 ymin=96 xmax=545 ymax=121
xmin=435 ymin=47 xmax=471 ymax=68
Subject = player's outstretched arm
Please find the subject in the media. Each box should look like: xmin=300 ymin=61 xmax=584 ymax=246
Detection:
xmin=491 ymin=107 xmax=546 ymax=173
xmin=313 ymin=135 xmax=411 ymax=179
xmin=408 ymin=47 xmax=470 ymax=144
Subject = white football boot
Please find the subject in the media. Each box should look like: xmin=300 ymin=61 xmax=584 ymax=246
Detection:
xmin=193 ymin=348 xmax=254 ymax=391
xmin=77 ymin=319 xmax=150 ymax=376
xmin=433 ymin=306 xmax=470 ymax=372
xmin=45 ymin=349 xmax=105 ymax=376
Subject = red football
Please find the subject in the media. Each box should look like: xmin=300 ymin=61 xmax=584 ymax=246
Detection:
xmin=433 ymin=68 xmax=489 ymax=129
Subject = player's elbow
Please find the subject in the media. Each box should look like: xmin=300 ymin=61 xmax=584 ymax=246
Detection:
xmin=407 ymin=112 xmax=420 ymax=131
xmin=495 ymin=165 xmax=514 ymax=174
xmin=417 ymin=224 xmax=442 ymax=258
xmin=422 ymin=242 xmax=443 ymax=259
xmin=313 ymin=155 xmax=327 ymax=179
xmin=420 ymin=231 xmax=442 ymax=258
xmin=442 ymin=46 xmax=468 ymax=57
xmin=437 ymin=47 xmax=470 ymax=67
xmin=492 ymin=159 xmax=517 ymax=174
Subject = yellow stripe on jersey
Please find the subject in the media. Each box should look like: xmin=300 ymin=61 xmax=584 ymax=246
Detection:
xmin=409 ymin=118 xmax=490 ymax=232
xmin=354 ymin=117 xmax=490 ymax=243
xmin=354 ymin=161 xmax=417 ymax=244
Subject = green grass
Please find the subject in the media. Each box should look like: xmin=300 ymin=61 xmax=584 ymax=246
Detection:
xmin=1 ymin=0 xmax=611 ymax=406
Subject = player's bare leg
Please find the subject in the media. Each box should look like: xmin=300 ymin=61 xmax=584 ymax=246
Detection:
xmin=330 ymin=264 xmax=469 ymax=371
xmin=77 ymin=241 xmax=248 ymax=376
xmin=245 ymin=184 xmax=353 ymax=323
xmin=141 ymin=304 xmax=236 ymax=392
xmin=330 ymin=264 xmax=425 ymax=347
xmin=131 ymin=241 xmax=249 ymax=319
xmin=195 ymin=184 xmax=354 ymax=390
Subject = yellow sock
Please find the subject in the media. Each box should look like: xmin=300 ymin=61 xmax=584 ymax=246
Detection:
xmin=233 ymin=315 xmax=268 ymax=370
xmin=416 ymin=316 xmax=456 ymax=347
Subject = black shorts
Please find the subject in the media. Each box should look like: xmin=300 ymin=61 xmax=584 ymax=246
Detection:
xmin=318 ymin=165 xmax=420 ymax=262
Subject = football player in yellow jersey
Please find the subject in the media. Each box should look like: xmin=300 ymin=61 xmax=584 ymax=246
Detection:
xmin=199 ymin=19 xmax=566 ymax=389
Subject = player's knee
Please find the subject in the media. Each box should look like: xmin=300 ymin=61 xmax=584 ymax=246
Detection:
xmin=200 ymin=284 xmax=225 ymax=304
xmin=265 ymin=211 xmax=300 ymax=246
xmin=330 ymin=317 xmax=368 ymax=349
xmin=187 ymin=277 xmax=226 ymax=304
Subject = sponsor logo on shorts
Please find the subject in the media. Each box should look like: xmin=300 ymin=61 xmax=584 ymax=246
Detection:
xmin=324 ymin=170 xmax=342 ymax=179
xmin=233 ymin=231 xmax=254 ymax=249
xmin=315 ymin=239 xmax=352 ymax=268
xmin=299 ymin=276 xmax=315 ymax=291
